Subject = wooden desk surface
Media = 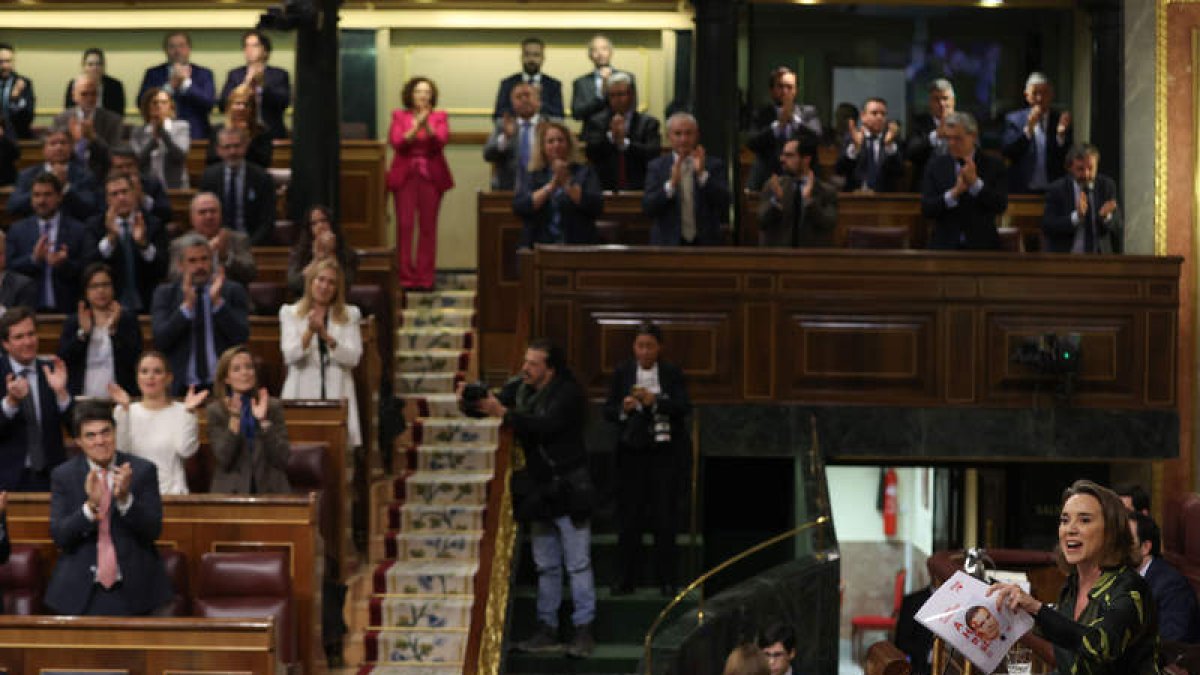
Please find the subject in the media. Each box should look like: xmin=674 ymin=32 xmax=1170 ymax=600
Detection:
xmin=6 ymin=492 xmax=319 ymax=675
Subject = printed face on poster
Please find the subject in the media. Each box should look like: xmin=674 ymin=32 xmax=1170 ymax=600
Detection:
xmin=915 ymin=570 xmax=1035 ymax=673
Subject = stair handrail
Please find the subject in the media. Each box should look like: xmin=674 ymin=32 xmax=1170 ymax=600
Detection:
xmin=642 ymin=414 xmax=836 ymax=674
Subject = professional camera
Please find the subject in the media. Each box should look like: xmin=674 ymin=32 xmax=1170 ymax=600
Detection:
xmin=1011 ymin=332 xmax=1082 ymax=376
xmin=459 ymin=381 xmax=491 ymax=418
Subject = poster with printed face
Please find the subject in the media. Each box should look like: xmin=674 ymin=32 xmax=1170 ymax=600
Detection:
xmin=915 ymin=571 xmax=1036 ymax=673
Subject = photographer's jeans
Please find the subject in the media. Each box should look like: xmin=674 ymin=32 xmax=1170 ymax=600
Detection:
xmin=531 ymin=515 xmax=596 ymax=627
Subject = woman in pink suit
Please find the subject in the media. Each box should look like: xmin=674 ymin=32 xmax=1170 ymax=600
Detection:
xmin=387 ymin=76 xmax=454 ymax=290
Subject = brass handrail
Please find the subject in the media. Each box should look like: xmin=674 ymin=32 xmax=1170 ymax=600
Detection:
xmin=641 ymin=414 xmax=835 ymax=674
xmin=641 ymin=514 xmax=832 ymax=673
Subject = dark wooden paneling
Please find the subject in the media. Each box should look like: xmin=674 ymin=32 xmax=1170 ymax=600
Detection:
xmin=515 ymin=247 xmax=1181 ymax=411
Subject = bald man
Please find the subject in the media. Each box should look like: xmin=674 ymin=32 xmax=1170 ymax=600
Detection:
xmin=52 ymin=75 xmax=123 ymax=180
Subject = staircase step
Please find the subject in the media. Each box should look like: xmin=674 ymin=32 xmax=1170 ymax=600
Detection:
xmin=399 ymin=308 xmax=475 ymax=329
xmin=374 ymin=560 xmax=478 ymax=595
xmin=366 ymin=627 xmax=469 ymax=664
xmin=433 ymin=273 xmax=477 ymax=291
xmin=396 ymin=350 xmax=469 ymax=374
xmin=396 ymin=373 xmax=458 ymax=395
xmin=412 ymin=418 xmax=500 ymax=446
xmin=411 ymin=443 xmax=496 ymax=473
xmin=403 ymin=290 xmax=476 ymax=310
xmin=369 ymin=595 xmax=474 ymax=629
xmin=396 ymin=328 xmax=473 ymax=352
xmin=390 ymin=504 xmax=487 ymax=533
xmin=407 ymin=394 xmax=465 ymax=420
xmin=390 ymin=531 xmax=484 ymax=562
xmin=404 ymin=471 xmax=493 ymax=506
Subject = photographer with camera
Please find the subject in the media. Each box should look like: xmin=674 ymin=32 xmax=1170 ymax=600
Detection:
xmin=458 ymin=337 xmax=596 ymax=658
xmin=603 ymin=321 xmax=691 ymax=598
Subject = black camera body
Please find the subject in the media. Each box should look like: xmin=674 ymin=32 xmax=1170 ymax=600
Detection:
xmin=459 ymin=381 xmax=491 ymax=418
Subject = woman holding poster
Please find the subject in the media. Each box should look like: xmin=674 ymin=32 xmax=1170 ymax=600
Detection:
xmin=989 ymin=480 xmax=1160 ymax=674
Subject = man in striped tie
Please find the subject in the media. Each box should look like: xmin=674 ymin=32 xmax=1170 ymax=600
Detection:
xmin=44 ymin=399 xmax=173 ymax=616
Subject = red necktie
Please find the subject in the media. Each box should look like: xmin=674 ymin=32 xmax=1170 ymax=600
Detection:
xmin=96 ymin=468 xmax=118 ymax=589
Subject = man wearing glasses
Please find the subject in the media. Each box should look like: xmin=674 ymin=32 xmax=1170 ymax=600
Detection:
xmin=758 ymin=623 xmax=798 ymax=675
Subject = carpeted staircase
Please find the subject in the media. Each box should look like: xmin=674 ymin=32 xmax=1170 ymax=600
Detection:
xmin=357 ymin=274 xmax=500 ymax=674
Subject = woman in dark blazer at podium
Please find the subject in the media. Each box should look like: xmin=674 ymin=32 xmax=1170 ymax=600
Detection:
xmin=602 ymin=321 xmax=691 ymax=597
xmin=513 ymin=121 xmax=603 ymax=249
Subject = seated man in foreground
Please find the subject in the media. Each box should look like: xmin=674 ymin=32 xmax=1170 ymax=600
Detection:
xmin=1129 ymin=511 xmax=1200 ymax=643
xmin=45 ymin=399 xmax=173 ymax=616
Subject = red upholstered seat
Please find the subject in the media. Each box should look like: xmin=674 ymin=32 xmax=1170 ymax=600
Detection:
xmin=0 ymin=544 xmax=44 ymax=615
xmin=194 ymin=551 xmax=296 ymax=667
xmin=850 ymin=569 xmax=906 ymax=663
xmin=249 ymin=281 xmax=287 ymax=317
xmin=153 ymin=547 xmax=190 ymax=616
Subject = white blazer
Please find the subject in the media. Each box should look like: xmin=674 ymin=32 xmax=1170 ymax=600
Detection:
xmin=279 ymin=302 xmax=364 ymax=447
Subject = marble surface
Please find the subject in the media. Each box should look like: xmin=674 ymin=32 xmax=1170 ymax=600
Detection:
xmin=1123 ymin=0 xmax=1156 ymax=255
xmin=696 ymin=405 xmax=1177 ymax=460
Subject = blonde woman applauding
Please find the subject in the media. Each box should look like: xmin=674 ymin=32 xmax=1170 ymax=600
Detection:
xmin=109 ymin=351 xmax=208 ymax=495
xmin=279 ymin=259 xmax=363 ymax=448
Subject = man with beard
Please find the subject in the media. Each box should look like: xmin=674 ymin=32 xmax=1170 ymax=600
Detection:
xmin=493 ymin=38 xmax=564 ymax=121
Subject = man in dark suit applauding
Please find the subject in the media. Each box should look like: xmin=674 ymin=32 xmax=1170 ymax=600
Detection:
xmin=493 ymin=38 xmax=564 ymax=121
xmin=0 ymin=307 xmax=74 ymax=491
xmin=746 ymin=66 xmax=822 ymax=191
xmin=137 ymin=31 xmax=215 ymax=140
xmin=151 ymin=232 xmax=250 ymax=396
xmin=88 ymin=172 xmax=168 ymax=312
xmin=571 ymin=35 xmax=636 ymax=124
xmin=836 ymin=97 xmax=903 ymax=193
xmin=1002 ymin=72 xmax=1072 ymax=194
xmin=583 ymin=72 xmax=660 ymax=192
xmin=643 ymin=113 xmax=730 ymax=246
xmin=906 ymin=79 xmax=956 ymax=191
xmin=0 ymin=231 xmax=37 ymax=314
xmin=757 ymin=135 xmax=838 ymax=248
xmin=7 ymin=172 xmax=89 ymax=313
xmin=45 ymin=399 xmax=172 ymax=616
xmin=7 ymin=129 xmax=101 ymax=223
xmin=921 ymin=112 xmax=1007 ymax=250
xmin=220 ymin=30 xmax=291 ymax=141
xmin=0 ymin=43 xmax=35 ymax=140
xmin=1129 ymin=512 xmax=1200 ymax=643
xmin=199 ymin=127 xmax=276 ymax=245
xmin=1042 ymin=144 xmax=1123 ymax=254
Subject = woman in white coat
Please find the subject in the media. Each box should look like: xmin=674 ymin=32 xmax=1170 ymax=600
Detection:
xmin=279 ymin=259 xmax=364 ymax=447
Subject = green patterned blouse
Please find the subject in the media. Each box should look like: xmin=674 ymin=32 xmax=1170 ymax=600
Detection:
xmin=1036 ymin=566 xmax=1161 ymax=675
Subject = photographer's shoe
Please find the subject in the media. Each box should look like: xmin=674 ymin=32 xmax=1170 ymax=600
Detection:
xmin=514 ymin=622 xmax=562 ymax=653
xmin=565 ymin=623 xmax=595 ymax=658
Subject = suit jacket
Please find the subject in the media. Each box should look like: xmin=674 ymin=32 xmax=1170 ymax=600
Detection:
xmin=1002 ymin=107 xmax=1072 ymax=194
xmin=386 ymin=109 xmax=454 ymax=194
xmin=482 ymin=114 xmax=556 ymax=191
xmin=905 ymin=112 xmax=945 ymax=192
xmin=64 ymin=74 xmax=126 ymax=119
xmin=57 ymin=308 xmax=143 ymax=397
xmin=602 ymin=359 xmax=692 ymax=455
xmin=757 ymin=174 xmax=838 ymax=247
xmin=150 ymin=279 xmax=250 ymax=395
xmin=921 ymin=149 xmax=1008 ymax=251
xmin=0 ymin=130 xmax=20 ymax=186
xmin=130 ymin=119 xmax=192 ymax=189
xmin=1145 ymin=557 xmax=1200 ymax=643
xmin=0 ymin=271 xmax=37 ymax=312
xmin=45 ymin=452 xmax=173 ymax=615
xmin=52 ymin=106 xmax=124 ymax=179
xmin=137 ymin=63 xmax=216 ymax=140
xmin=513 ymin=164 xmax=604 ymax=248
xmin=0 ymin=74 xmax=35 ymax=139
xmin=205 ymin=398 xmax=291 ymax=494
xmin=198 ymin=161 xmax=277 ymax=245
xmin=204 ymin=122 xmax=272 ymax=170
xmin=0 ymin=356 xmax=74 ymax=491
xmin=220 ymin=65 xmax=291 ymax=140
xmin=85 ymin=211 xmax=168 ymax=311
xmin=745 ymin=102 xmax=822 ymax=190
xmin=836 ymin=133 xmax=904 ymax=193
xmin=571 ymin=69 xmax=636 ymax=122
xmin=583 ymin=109 xmax=661 ymax=191
xmin=1041 ymin=173 xmax=1123 ymax=254
xmin=7 ymin=162 xmax=101 ymax=222
xmin=643 ymin=154 xmax=731 ymax=246
xmin=0 ymin=512 xmax=10 ymax=566
xmin=493 ymin=72 xmax=564 ymax=121
xmin=6 ymin=213 xmax=89 ymax=313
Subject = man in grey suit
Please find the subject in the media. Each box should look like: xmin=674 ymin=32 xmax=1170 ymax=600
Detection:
xmin=757 ymin=135 xmax=838 ymax=247
xmin=187 ymin=192 xmax=256 ymax=287
xmin=53 ymin=75 xmax=122 ymax=182
xmin=483 ymin=82 xmax=554 ymax=192
xmin=0 ymin=231 xmax=37 ymax=315
xmin=571 ymin=35 xmax=636 ymax=124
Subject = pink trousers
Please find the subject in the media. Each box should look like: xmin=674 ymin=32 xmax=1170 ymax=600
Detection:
xmin=393 ymin=177 xmax=442 ymax=288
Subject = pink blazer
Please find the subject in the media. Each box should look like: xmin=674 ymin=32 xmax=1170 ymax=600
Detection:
xmin=386 ymin=108 xmax=455 ymax=194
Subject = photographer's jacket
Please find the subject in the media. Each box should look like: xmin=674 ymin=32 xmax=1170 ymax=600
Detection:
xmin=498 ymin=371 xmax=588 ymax=480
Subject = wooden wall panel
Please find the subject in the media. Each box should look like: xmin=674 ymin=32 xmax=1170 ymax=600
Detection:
xmin=945 ymin=307 xmax=978 ymax=403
